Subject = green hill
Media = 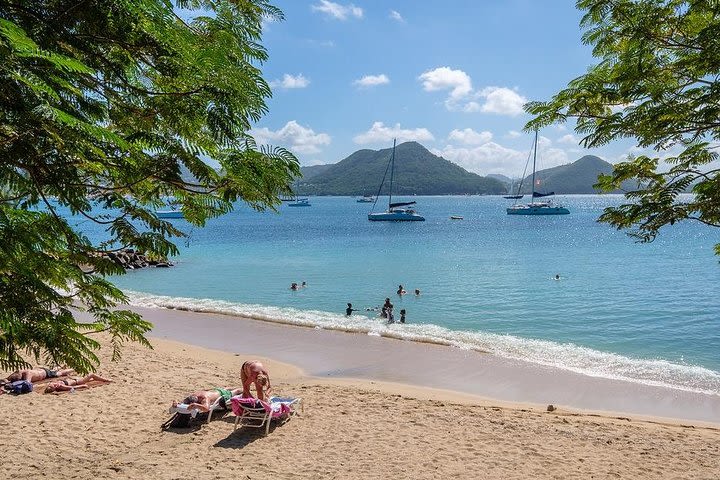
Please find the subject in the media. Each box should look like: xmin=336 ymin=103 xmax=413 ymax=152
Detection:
xmin=517 ymin=155 xmax=631 ymax=194
xmin=300 ymin=164 xmax=333 ymax=180
xmin=299 ymin=142 xmax=506 ymax=196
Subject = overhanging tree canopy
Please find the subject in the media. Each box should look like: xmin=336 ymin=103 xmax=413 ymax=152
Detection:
xmin=0 ymin=0 xmax=299 ymax=372
xmin=526 ymin=0 xmax=720 ymax=255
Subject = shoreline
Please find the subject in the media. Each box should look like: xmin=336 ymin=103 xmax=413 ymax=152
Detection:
xmin=81 ymin=305 xmax=720 ymax=425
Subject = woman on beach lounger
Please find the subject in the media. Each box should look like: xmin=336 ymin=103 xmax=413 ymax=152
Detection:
xmin=44 ymin=373 xmax=111 ymax=393
xmin=241 ymin=360 xmax=271 ymax=401
xmin=172 ymin=387 xmax=242 ymax=412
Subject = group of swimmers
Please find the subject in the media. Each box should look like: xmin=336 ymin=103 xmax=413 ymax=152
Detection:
xmin=346 ymin=285 xmax=421 ymax=323
xmin=1 ymin=366 xmax=112 ymax=394
xmin=290 ymin=281 xmax=307 ymax=291
xmin=396 ymin=284 xmax=421 ymax=296
xmin=172 ymin=360 xmax=271 ymax=413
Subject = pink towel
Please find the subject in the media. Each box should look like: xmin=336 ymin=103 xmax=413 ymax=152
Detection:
xmin=230 ymin=396 xmax=292 ymax=418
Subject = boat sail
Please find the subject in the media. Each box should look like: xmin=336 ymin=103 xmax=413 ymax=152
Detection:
xmin=368 ymin=140 xmax=424 ymax=222
xmin=288 ymin=179 xmax=311 ymax=207
xmin=506 ymin=130 xmax=570 ymax=216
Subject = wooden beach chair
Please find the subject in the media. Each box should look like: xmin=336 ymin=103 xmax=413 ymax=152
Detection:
xmin=230 ymin=396 xmax=303 ymax=436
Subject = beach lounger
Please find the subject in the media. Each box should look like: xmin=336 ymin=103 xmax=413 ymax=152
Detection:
xmin=168 ymin=396 xmax=226 ymax=423
xmin=230 ymin=395 xmax=303 ymax=436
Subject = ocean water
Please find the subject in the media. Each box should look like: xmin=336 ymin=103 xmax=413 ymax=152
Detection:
xmin=69 ymin=195 xmax=720 ymax=395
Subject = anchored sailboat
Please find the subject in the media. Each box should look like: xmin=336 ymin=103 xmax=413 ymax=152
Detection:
xmin=368 ymin=140 xmax=424 ymax=222
xmin=506 ymin=130 xmax=570 ymax=216
xmin=288 ymin=179 xmax=311 ymax=207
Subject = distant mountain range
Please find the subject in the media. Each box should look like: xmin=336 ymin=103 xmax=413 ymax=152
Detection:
xmin=298 ymin=144 xmax=629 ymax=196
xmin=510 ymin=155 xmax=633 ymax=195
xmin=298 ymin=142 xmax=506 ymax=196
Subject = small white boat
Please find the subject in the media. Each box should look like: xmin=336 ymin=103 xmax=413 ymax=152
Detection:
xmin=357 ymin=196 xmax=375 ymax=203
xmin=450 ymin=215 xmax=464 ymax=220
xmin=288 ymin=198 xmax=311 ymax=207
xmin=156 ymin=210 xmax=184 ymax=219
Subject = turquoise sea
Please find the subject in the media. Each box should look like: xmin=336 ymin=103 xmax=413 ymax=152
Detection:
xmin=73 ymin=195 xmax=720 ymax=395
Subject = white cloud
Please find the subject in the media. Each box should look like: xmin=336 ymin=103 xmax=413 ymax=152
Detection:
xmin=434 ymin=136 xmax=570 ymax=176
xmin=448 ymin=128 xmax=493 ymax=145
xmin=433 ymin=143 xmax=526 ymax=176
xmin=537 ymin=135 xmax=553 ymax=149
xmin=270 ymin=74 xmax=310 ymax=89
xmin=418 ymin=67 xmax=473 ymax=101
xmin=353 ymin=74 xmax=390 ymax=88
xmin=312 ymin=1 xmax=363 ymax=20
xmin=251 ymin=121 xmax=331 ymax=155
xmin=418 ymin=67 xmax=526 ymax=115
xmin=354 ymin=122 xmax=434 ymax=145
xmin=477 ymin=87 xmax=527 ymax=116
xmin=389 ymin=10 xmax=404 ymax=22
xmin=506 ymin=130 xmax=522 ymax=138
xmin=557 ymin=134 xmax=580 ymax=145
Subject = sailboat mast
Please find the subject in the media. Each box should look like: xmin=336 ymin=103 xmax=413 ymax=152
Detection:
xmin=388 ymin=138 xmax=396 ymax=210
xmin=531 ymin=129 xmax=538 ymax=200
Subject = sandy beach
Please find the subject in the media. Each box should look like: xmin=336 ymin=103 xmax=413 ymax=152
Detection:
xmin=1 ymin=307 xmax=719 ymax=479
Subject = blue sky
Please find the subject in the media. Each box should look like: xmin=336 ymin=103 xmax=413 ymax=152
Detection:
xmin=247 ymin=0 xmax=634 ymax=176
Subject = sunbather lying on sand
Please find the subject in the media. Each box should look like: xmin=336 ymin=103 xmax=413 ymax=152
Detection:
xmin=172 ymin=387 xmax=243 ymax=412
xmin=241 ymin=360 xmax=271 ymax=401
xmin=44 ymin=373 xmax=111 ymax=393
xmin=3 ymin=366 xmax=75 ymax=384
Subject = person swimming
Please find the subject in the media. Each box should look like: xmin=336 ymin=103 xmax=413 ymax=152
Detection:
xmin=290 ymin=282 xmax=298 ymax=290
xmin=554 ymin=274 xmax=561 ymax=280
xmin=414 ymin=289 xmax=420 ymax=296
xmin=397 ymin=285 xmax=406 ymax=295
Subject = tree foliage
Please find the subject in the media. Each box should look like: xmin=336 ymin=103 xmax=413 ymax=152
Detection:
xmin=526 ymin=0 xmax=720 ymax=255
xmin=0 ymin=0 xmax=299 ymax=372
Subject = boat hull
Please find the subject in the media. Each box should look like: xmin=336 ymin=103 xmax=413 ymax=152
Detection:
xmin=506 ymin=205 xmax=570 ymax=215
xmin=368 ymin=211 xmax=425 ymax=221
xmin=288 ymin=202 xmax=311 ymax=207
xmin=156 ymin=210 xmax=184 ymax=219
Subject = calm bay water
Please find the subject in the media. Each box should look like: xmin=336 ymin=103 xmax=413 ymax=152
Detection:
xmin=74 ymin=195 xmax=720 ymax=395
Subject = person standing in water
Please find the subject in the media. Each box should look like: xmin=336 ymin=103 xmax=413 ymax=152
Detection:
xmin=381 ymin=298 xmax=393 ymax=318
xmin=346 ymin=303 xmax=356 ymax=316
xmin=399 ymin=309 xmax=406 ymax=323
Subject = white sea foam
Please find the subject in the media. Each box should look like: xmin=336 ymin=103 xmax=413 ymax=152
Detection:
xmin=125 ymin=291 xmax=720 ymax=396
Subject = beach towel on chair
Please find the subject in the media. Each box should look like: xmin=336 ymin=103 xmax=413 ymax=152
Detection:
xmin=231 ymin=396 xmax=294 ymax=418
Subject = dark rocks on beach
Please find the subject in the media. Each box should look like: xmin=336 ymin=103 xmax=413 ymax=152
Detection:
xmin=547 ymin=404 xmax=556 ymax=412
xmin=99 ymin=249 xmax=173 ymax=270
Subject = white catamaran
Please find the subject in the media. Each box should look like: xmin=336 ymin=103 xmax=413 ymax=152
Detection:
xmin=368 ymin=140 xmax=425 ymax=222
xmin=506 ymin=130 xmax=570 ymax=216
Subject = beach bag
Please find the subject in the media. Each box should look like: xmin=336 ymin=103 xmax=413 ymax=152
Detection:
xmin=8 ymin=380 xmax=33 ymax=394
xmin=161 ymin=412 xmax=192 ymax=430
